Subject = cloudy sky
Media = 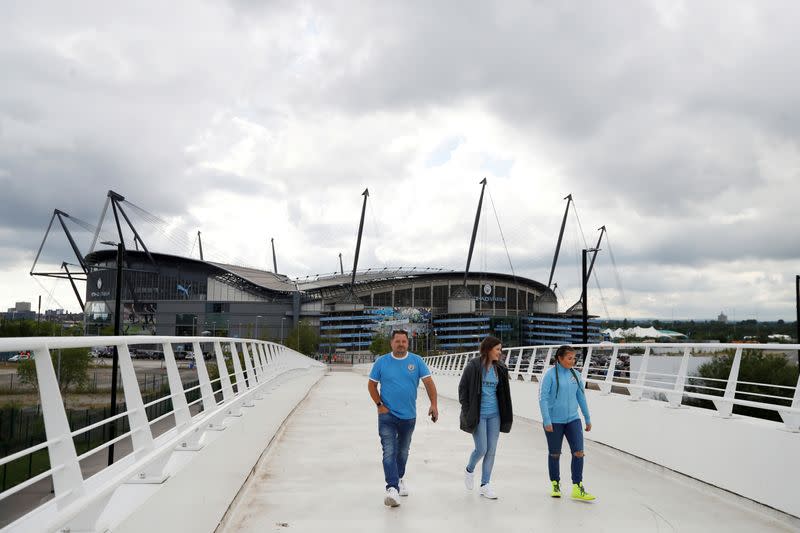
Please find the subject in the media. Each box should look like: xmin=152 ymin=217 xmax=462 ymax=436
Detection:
xmin=1 ymin=1 xmax=798 ymax=320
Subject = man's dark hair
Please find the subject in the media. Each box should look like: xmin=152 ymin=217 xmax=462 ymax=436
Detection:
xmin=391 ymin=330 xmax=409 ymax=340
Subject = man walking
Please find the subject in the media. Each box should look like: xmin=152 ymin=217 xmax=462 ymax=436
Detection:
xmin=368 ymin=330 xmax=438 ymax=507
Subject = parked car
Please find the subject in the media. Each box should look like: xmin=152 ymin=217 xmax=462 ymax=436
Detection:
xmin=9 ymin=351 xmax=32 ymax=362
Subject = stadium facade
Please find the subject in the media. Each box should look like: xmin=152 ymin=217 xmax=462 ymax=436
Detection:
xmin=83 ymin=250 xmax=601 ymax=354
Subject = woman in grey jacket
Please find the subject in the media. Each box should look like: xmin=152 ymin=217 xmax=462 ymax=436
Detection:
xmin=458 ymin=336 xmax=513 ymax=499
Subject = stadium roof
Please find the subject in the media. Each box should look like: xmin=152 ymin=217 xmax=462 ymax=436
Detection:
xmin=85 ymin=251 xmax=554 ymax=300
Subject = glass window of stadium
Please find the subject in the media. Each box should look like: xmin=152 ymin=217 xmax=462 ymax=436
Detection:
xmin=432 ymin=285 xmax=449 ymax=312
xmin=414 ymin=286 xmax=431 ymax=308
xmin=373 ymin=291 xmax=391 ymax=307
xmin=395 ymin=288 xmax=412 ymax=307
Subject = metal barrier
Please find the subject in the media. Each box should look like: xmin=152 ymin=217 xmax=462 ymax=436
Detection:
xmin=0 ymin=335 xmax=322 ymax=532
xmin=425 ymin=342 xmax=800 ymax=432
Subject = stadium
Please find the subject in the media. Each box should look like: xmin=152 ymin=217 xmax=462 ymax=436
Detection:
xmin=80 ymin=249 xmax=599 ymax=353
xmin=36 ymin=190 xmax=602 ymax=355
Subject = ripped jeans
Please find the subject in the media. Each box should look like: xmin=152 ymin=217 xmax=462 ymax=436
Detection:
xmin=544 ymin=418 xmax=584 ymax=484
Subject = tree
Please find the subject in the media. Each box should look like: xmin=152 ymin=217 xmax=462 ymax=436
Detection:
xmin=284 ymin=320 xmax=320 ymax=356
xmin=369 ymin=334 xmax=391 ymax=355
xmin=17 ymin=347 xmax=91 ymax=405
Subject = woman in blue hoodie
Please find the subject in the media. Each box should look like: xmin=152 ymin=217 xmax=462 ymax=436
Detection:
xmin=538 ymin=345 xmax=596 ymax=501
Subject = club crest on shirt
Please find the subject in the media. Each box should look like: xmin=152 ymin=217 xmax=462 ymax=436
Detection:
xmin=407 ymin=364 xmax=415 ymax=372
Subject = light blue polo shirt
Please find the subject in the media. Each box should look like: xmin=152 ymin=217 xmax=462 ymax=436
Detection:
xmin=369 ymin=352 xmax=431 ymax=420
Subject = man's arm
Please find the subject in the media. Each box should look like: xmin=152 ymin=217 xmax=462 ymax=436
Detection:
xmin=368 ymin=379 xmax=389 ymax=414
xmin=422 ymin=375 xmax=438 ymax=422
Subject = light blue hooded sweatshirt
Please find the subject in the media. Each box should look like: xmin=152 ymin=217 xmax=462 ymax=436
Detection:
xmin=538 ymin=364 xmax=591 ymax=427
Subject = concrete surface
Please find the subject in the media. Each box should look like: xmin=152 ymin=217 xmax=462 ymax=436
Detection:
xmin=219 ymin=372 xmax=798 ymax=532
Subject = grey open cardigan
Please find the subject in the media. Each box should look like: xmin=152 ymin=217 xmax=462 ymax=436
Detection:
xmin=458 ymin=357 xmax=513 ymax=434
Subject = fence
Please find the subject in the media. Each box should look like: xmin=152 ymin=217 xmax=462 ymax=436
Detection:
xmin=0 ymin=335 xmax=321 ymax=532
xmin=0 ymin=379 xmax=204 ymax=493
xmin=425 ymin=342 xmax=800 ymax=431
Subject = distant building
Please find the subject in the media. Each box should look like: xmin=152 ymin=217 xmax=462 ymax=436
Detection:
xmin=717 ymin=311 xmax=728 ymax=323
xmin=14 ymin=302 xmax=32 ymax=312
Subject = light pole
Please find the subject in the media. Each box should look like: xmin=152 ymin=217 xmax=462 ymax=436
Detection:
xmin=100 ymin=240 xmax=123 ymax=466
xmin=256 ymin=315 xmax=262 ymax=340
xmin=281 ymin=317 xmax=286 ymax=345
xmin=192 ymin=316 xmax=197 ymax=336
xmin=581 ymin=248 xmax=599 ymax=347
xmin=796 ymin=275 xmax=799 ymax=344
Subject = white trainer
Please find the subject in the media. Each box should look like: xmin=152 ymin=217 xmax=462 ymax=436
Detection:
xmin=384 ymin=487 xmax=401 ymax=507
xmin=479 ymin=483 xmax=498 ymax=499
xmin=464 ymin=468 xmax=475 ymax=490
xmin=398 ymin=478 xmax=409 ymax=496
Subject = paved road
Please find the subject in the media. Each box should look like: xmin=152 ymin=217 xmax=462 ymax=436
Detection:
xmin=219 ymin=372 xmax=797 ymax=532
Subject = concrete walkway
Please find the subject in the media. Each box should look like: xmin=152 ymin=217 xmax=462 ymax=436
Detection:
xmin=219 ymin=372 xmax=797 ymax=532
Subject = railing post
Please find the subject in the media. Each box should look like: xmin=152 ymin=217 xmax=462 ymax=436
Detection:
xmin=33 ymin=345 xmax=85 ymax=506
xmin=629 ymin=345 xmax=651 ymax=401
xmin=502 ymin=348 xmax=511 ymax=366
xmin=214 ymin=341 xmax=241 ymax=417
xmin=116 ymin=344 xmax=169 ymax=483
xmin=666 ymin=346 xmax=691 ymax=408
xmin=192 ymin=341 xmax=226 ymax=430
xmin=580 ymin=346 xmax=594 ymax=379
xmin=713 ymin=347 xmax=742 ymax=418
xmin=164 ymin=343 xmax=204 ymax=451
xmin=539 ymin=347 xmax=554 ymax=382
xmin=526 ymin=348 xmax=537 ymax=380
xmin=779 ymin=358 xmax=800 ymax=432
xmin=241 ymin=343 xmax=264 ymax=401
xmin=580 ymin=346 xmax=593 ymax=384
xmin=600 ymin=346 xmax=619 ymax=395
xmin=240 ymin=341 xmax=258 ymax=389
xmin=513 ymin=348 xmax=523 ymax=375
xmin=214 ymin=342 xmax=234 ymax=402
xmin=228 ymin=341 xmax=247 ymax=395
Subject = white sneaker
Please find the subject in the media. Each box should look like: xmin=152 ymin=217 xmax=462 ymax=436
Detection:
xmin=464 ymin=468 xmax=475 ymax=490
xmin=384 ymin=487 xmax=401 ymax=507
xmin=479 ymin=483 xmax=498 ymax=499
xmin=398 ymin=478 xmax=409 ymax=496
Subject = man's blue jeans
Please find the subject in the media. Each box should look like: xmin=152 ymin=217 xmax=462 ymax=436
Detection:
xmin=466 ymin=414 xmax=500 ymax=485
xmin=544 ymin=418 xmax=584 ymax=484
xmin=378 ymin=412 xmax=416 ymax=490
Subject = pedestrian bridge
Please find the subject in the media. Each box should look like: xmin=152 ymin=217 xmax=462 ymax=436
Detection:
xmin=0 ymin=337 xmax=798 ymax=532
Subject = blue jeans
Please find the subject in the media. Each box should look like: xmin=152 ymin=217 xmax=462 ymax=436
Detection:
xmin=544 ymin=418 xmax=584 ymax=484
xmin=378 ymin=412 xmax=416 ymax=490
xmin=466 ymin=414 xmax=500 ymax=485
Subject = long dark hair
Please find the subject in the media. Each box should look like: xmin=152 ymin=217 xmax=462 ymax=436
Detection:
xmin=554 ymin=345 xmax=580 ymax=397
xmin=479 ymin=336 xmax=502 ymax=369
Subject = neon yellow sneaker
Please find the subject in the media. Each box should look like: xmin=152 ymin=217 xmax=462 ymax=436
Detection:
xmin=571 ymin=482 xmax=596 ymax=501
xmin=550 ymin=481 xmax=561 ymax=498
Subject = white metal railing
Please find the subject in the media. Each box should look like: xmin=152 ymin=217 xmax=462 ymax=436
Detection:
xmin=424 ymin=343 xmax=800 ymax=432
xmin=0 ymin=335 xmax=323 ymax=532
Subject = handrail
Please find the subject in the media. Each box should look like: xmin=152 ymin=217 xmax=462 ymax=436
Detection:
xmin=0 ymin=334 xmax=322 ymax=532
xmin=424 ymin=342 xmax=800 ymax=431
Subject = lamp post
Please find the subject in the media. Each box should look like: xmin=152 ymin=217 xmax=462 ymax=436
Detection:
xmin=581 ymin=247 xmax=600 ymax=347
xmin=281 ymin=317 xmax=286 ymax=345
xmin=100 ymin=240 xmax=123 ymax=465
xmin=256 ymin=315 xmax=262 ymax=340
xmin=192 ymin=316 xmax=198 ymax=336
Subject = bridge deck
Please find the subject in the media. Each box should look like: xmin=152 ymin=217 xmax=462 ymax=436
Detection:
xmin=219 ymin=371 xmax=795 ymax=532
